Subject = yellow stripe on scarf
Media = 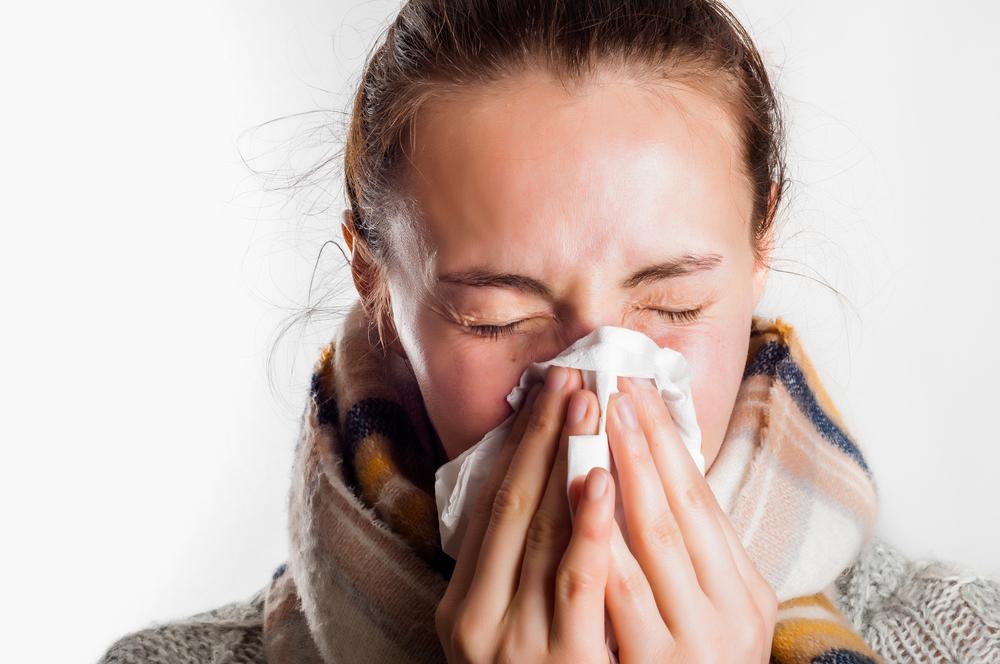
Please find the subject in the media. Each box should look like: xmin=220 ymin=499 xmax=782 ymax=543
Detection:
xmin=771 ymin=593 xmax=883 ymax=663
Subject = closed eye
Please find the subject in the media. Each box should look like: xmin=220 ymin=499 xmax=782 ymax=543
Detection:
xmin=465 ymin=306 xmax=703 ymax=341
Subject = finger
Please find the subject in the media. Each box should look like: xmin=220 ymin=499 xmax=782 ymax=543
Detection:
xmin=549 ymin=466 xmax=614 ymax=652
xmin=619 ymin=377 xmax=756 ymax=617
xmin=512 ymin=385 xmax=598 ymax=625
xmin=605 ymin=389 xmax=710 ymax=634
xmin=605 ymin=513 xmax=674 ymax=660
xmin=619 ymin=380 xmax=776 ymax=622
xmin=713 ymin=505 xmax=778 ymax=625
xmin=445 ymin=381 xmax=544 ymax=604
xmin=464 ymin=365 xmax=580 ymax=626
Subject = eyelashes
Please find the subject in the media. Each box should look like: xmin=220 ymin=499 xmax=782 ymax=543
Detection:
xmin=465 ymin=305 xmax=704 ymax=341
xmin=651 ymin=306 xmax=703 ymax=324
xmin=465 ymin=321 xmax=523 ymax=341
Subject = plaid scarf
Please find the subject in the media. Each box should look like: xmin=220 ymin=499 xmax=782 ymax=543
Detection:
xmin=261 ymin=299 xmax=886 ymax=663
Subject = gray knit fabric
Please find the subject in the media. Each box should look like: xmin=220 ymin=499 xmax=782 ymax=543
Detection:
xmin=96 ymin=535 xmax=1000 ymax=664
xmin=832 ymin=536 xmax=1000 ymax=663
xmin=97 ymin=586 xmax=267 ymax=664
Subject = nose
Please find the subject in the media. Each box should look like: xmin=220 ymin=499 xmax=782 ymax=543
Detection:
xmin=555 ymin=309 xmax=623 ymax=351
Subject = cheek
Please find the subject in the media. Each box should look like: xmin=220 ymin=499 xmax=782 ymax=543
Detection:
xmin=419 ymin=333 xmax=528 ymax=461
xmin=396 ymin=296 xmax=526 ymax=461
xmin=666 ymin=326 xmax=748 ymax=465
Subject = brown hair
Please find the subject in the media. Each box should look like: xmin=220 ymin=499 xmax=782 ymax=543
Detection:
xmin=339 ymin=0 xmax=788 ymax=354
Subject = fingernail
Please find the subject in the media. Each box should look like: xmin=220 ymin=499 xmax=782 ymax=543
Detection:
xmin=617 ymin=394 xmax=638 ymax=429
xmin=586 ymin=468 xmax=608 ymax=499
xmin=567 ymin=391 xmax=588 ymax=423
xmin=544 ymin=365 xmax=567 ymax=392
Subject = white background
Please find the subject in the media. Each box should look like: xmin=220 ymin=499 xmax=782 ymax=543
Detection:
xmin=2 ymin=1 xmax=998 ymax=661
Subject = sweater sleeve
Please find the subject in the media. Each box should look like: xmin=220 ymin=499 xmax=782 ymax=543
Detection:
xmin=832 ymin=535 xmax=1000 ymax=663
xmin=94 ymin=587 xmax=268 ymax=664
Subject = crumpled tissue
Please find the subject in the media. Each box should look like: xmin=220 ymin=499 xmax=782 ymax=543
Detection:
xmin=433 ymin=324 xmax=704 ymax=560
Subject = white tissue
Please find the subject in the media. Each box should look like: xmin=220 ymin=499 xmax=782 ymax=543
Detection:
xmin=434 ymin=325 xmax=704 ymax=560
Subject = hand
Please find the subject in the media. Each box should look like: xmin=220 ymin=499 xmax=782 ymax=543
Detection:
xmin=435 ymin=365 xmax=617 ymax=663
xmin=601 ymin=376 xmax=778 ymax=663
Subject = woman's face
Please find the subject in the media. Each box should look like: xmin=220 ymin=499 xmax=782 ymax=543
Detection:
xmin=360 ymin=68 xmax=769 ymax=470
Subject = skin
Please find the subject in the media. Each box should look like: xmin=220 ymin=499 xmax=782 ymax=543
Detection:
xmin=430 ymin=368 xmax=777 ymax=661
xmin=344 ymin=66 xmax=771 ymax=472
xmin=342 ymin=66 xmax=780 ymax=661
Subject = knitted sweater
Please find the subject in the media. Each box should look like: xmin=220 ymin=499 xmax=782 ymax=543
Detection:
xmin=97 ymin=533 xmax=1000 ymax=663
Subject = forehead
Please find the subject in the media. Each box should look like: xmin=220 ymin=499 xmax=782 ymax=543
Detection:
xmin=402 ymin=68 xmax=752 ymax=272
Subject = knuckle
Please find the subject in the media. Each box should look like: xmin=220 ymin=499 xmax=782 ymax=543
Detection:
xmin=451 ymin=611 xmax=489 ymax=661
xmin=490 ymin=480 xmax=528 ymax=526
xmin=613 ymin=567 xmax=648 ymax=601
xmin=680 ymin=481 xmax=712 ymax=512
xmin=525 ymin=408 xmax=556 ymax=438
xmin=450 ymin=633 xmax=481 ymax=662
xmin=573 ymin=508 xmax=608 ymax=541
xmin=525 ymin=507 xmax=566 ymax=554
xmin=554 ymin=563 xmax=601 ymax=606
xmin=636 ymin=510 xmax=684 ymax=552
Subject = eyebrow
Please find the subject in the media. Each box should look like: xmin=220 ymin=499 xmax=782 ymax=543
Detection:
xmin=436 ymin=252 xmax=723 ymax=298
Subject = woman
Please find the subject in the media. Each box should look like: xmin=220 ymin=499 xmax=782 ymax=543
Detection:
xmin=98 ymin=1 xmax=1000 ymax=662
